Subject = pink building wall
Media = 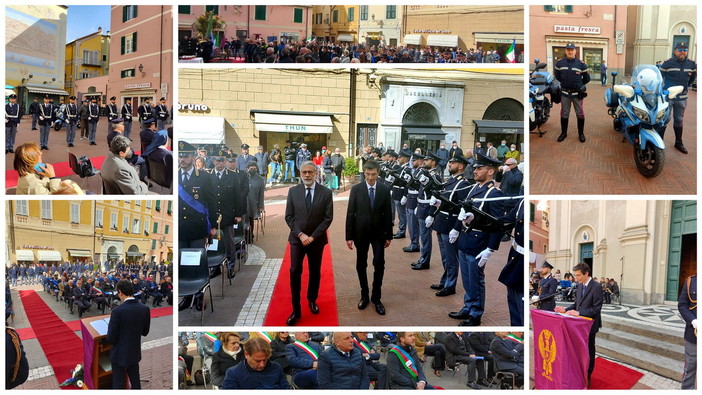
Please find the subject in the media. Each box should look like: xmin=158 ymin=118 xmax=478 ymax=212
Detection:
xmin=107 ymin=5 xmax=173 ymax=110
xmin=530 ymin=5 xmax=628 ymax=79
xmin=529 ymin=200 xmax=550 ymax=269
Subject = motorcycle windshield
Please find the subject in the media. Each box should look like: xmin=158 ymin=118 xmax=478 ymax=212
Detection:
xmin=630 ymin=65 xmax=663 ymax=95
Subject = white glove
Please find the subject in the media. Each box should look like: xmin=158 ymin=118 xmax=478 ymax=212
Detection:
xmin=428 ymin=196 xmax=440 ymax=207
xmin=476 ymin=248 xmax=494 ymax=268
xmin=385 ymin=174 xmax=395 ymax=183
xmin=449 ymin=229 xmax=459 ymax=244
xmin=425 ymin=216 xmax=434 ymax=228
xmin=692 ymin=319 xmax=698 ymax=329
xmin=530 ymin=295 xmax=540 ymax=302
xmin=414 ymin=207 xmax=418 ymax=215
xmin=458 ymin=208 xmax=475 ymax=224
xmin=39 ymin=115 xmax=45 ymax=121
xmin=400 ymin=196 xmax=407 ymax=205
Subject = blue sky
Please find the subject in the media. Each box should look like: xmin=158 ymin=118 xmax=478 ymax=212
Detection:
xmin=66 ymin=5 xmax=111 ymax=43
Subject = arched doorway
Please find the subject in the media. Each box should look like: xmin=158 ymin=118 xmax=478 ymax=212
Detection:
xmin=476 ymin=98 xmax=524 ymax=151
xmin=401 ymin=102 xmax=445 ymax=154
xmin=126 ymin=244 xmax=143 ymax=264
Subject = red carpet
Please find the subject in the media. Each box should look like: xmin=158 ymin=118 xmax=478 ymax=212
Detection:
xmin=18 ymin=290 xmax=83 ymax=388
xmin=264 ymin=243 xmax=338 ymax=326
xmin=6 ymin=156 xmax=107 ymax=189
xmin=16 ymin=305 xmax=172 ymax=341
xmin=589 ymin=357 xmax=644 ymax=389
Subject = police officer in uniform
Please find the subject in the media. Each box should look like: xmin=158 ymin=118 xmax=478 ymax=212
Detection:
xmin=660 ymin=42 xmax=697 ymax=154
xmin=449 ymin=154 xmax=505 ymax=326
xmin=178 ymin=141 xmax=217 ymax=249
xmin=87 ymin=97 xmax=100 ymax=145
xmin=107 ymin=96 xmax=119 ymax=133
xmin=29 ymin=97 xmax=40 ymax=130
xmin=427 ymin=153 xmax=472 ymax=298
xmin=155 ymin=97 xmax=169 ymax=130
xmin=412 ymin=153 xmax=442 ymax=271
xmin=537 ymin=261 xmax=558 ymax=312
xmin=121 ymin=98 xmax=134 ymax=139
xmin=403 ymin=152 xmax=423 ymax=253
xmin=38 ymin=95 xmax=55 ymax=150
xmin=555 ymin=42 xmax=590 ymax=143
xmin=64 ymin=96 xmax=79 ymax=147
xmin=498 ymin=198 xmax=525 ymax=326
xmin=5 ymin=93 xmax=21 ymax=153
xmin=210 ymin=149 xmax=245 ymax=269
xmin=237 ymin=144 xmax=255 ymax=171
xmin=138 ymin=98 xmax=153 ymax=132
xmin=391 ymin=149 xmax=411 ymax=241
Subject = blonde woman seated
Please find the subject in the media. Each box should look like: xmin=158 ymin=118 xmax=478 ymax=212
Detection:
xmin=14 ymin=142 xmax=83 ymax=195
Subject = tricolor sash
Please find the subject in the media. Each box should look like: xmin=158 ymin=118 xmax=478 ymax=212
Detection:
xmin=293 ymin=341 xmax=319 ymax=360
xmin=507 ymin=334 xmax=523 ymax=344
xmin=91 ymin=286 xmax=102 ymax=294
xmin=389 ymin=345 xmax=418 ymax=380
xmin=353 ymin=338 xmax=371 ymax=354
xmin=258 ymin=332 xmax=273 ymax=343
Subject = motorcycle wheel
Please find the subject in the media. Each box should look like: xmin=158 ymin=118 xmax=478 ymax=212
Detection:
xmin=54 ymin=123 xmax=61 ymax=131
xmin=633 ymin=143 xmax=665 ymax=178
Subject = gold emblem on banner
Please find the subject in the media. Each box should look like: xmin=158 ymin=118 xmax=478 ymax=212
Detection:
xmin=538 ymin=329 xmax=557 ymax=381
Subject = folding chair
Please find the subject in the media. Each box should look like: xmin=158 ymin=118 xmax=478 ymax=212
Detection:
xmin=178 ymin=248 xmax=213 ymax=325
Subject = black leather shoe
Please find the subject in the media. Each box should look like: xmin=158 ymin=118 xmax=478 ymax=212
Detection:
xmin=392 ymin=233 xmax=406 ymax=239
xmin=68 ymin=143 xmax=74 ymax=147
xmin=43 ymin=146 xmax=49 ymax=150
xmin=675 ymin=141 xmax=688 ymax=154
xmin=477 ymin=379 xmax=490 ymax=387
xmin=467 ymin=381 xmax=481 ymax=389
xmin=412 ymin=263 xmax=430 ymax=270
xmin=9 ymin=148 xmax=14 ymax=153
xmin=436 ymin=288 xmax=456 ymax=297
xmin=358 ymin=298 xmax=369 ymax=310
xmin=449 ymin=311 xmax=470 ymax=320
xmin=430 ymin=284 xmax=443 ymax=290
xmin=458 ymin=316 xmax=481 ymax=326
xmin=557 ymin=132 xmax=567 ymax=142
xmin=286 ymin=313 xmax=300 ymax=326
xmin=579 ymin=133 xmax=586 ymax=143
xmin=403 ymin=246 xmax=420 ymax=252
xmin=374 ymin=302 xmax=386 ymax=315
xmin=309 ymin=302 xmax=319 ymax=314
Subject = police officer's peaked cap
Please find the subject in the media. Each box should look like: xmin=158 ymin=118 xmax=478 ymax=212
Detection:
xmin=214 ymin=149 xmax=229 ymax=158
xmin=110 ymin=96 xmax=116 ymax=100
xmin=8 ymin=94 xmax=17 ymax=99
xmin=143 ymin=118 xmax=155 ymax=126
xmin=246 ymin=161 xmax=258 ymax=168
xmin=424 ymin=151 xmax=441 ymax=162
xmin=228 ymin=152 xmax=238 ymax=159
xmin=111 ymin=117 xmax=124 ymax=123
xmin=44 ymin=95 xmax=51 ymax=99
xmin=448 ymin=153 xmax=469 ymax=166
xmin=565 ymin=42 xmax=576 ymax=49
xmin=69 ymin=96 xmax=76 ymax=100
xmin=542 ymin=261 xmax=554 ymax=269
xmin=399 ymin=148 xmax=412 ymax=158
xmin=386 ymin=150 xmax=398 ymax=158
xmin=241 ymin=143 xmax=250 ymax=149
xmin=675 ymin=42 xmax=688 ymax=50
xmin=178 ymin=141 xmax=197 ymax=156
xmin=412 ymin=152 xmax=426 ymax=160
xmin=160 ymin=97 xmax=166 ymax=101
xmin=373 ymin=148 xmax=383 ymax=156
xmin=300 ymin=143 xmax=308 ymax=148
xmin=473 ymin=153 xmax=501 ymax=168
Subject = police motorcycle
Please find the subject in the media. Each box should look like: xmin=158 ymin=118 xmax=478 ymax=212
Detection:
xmin=53 ymin=104 xmax=66 ymax=131
xmin=529 ymin=58 xmax=560 ymax=137
xmin=604 ymin=65 xmax=684 ymax=177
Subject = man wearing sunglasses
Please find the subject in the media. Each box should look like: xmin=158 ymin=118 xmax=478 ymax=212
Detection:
xmin=660 ymin=42 xmax=697 ymax=154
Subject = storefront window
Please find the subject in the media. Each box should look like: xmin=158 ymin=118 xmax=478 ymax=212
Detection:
xmin=583 ymin=48 xmax=603 ymax=80
xmin=544 ymin=5 xmax=573 ymax=13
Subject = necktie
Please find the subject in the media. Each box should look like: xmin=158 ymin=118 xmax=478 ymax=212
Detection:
xmin=305 ymin=188 xmax=312 ymax=211
xmin=217 ymin=172 xmax=222 ymax=180
xmin=369 ymin=187 xmax=375 ymax=209
xmin=182 ymin=171 xmax=189 ymax=184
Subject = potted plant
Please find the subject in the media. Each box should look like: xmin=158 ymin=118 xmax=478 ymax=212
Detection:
xmin=342 ymin=157 xmax=359 ymax=187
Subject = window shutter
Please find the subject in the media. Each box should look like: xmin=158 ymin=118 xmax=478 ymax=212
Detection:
xmin=132 ymin=33 xmax=137 ymax=52
xmin=530 ymin=203 xmax=535 ymax=222
xmin=123 ymin=6 xmax=127 ymax=22
xmin=121 ymin=36 xmax=125 ymax=55
xmin=133 ymin=5 xmax=137 ymax=18
xmin=565 ymin=5 xmax=573 ymax=13
xmin=544 ymin=6 xmax=553 ymax=12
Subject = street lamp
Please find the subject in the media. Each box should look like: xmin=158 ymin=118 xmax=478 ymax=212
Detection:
xmin=138 ymin=64 xmax=143 ymax=73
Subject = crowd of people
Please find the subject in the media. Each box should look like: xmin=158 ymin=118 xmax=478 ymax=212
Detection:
xmin=6 ymin=260 xmax=173 ymax=318
xmin=178 ymin=331 xmax=524 ymax=390
xmin=179 ymin=36 xmax=522 ymax=64
xmin=7 ymin=94 xmax=173 ymax=195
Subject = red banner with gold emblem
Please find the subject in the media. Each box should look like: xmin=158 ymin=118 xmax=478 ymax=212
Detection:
xmin=531 ymin=309 xmax=594 ymax=389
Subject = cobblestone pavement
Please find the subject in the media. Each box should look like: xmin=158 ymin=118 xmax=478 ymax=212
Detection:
xmin=530 ymin=84 xmax=696 ymax=195
xmin=8 ymin=284 xmax=173 ymax=389
xmin=180 ymin=183 xmax=516 ymax=327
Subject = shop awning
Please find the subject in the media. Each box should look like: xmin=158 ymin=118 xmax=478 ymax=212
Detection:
xmin=107 ymin=253 xmax=121 ymax=259
xmin=15 ymin=250 xmax=34 ymax=261
xmin=37 ymin=250 xmax=62 ymax=261
xmin=179 ymin=116 xmax=226 ymax=145
xmin=67 ymin=249 xmax=92 ymax=257
xmin=22 ymin=83 xmax=69 ymax=96
xmin=426 ymin=35 xmax=458 ymax=48
xmin=253 ymin=111 xmax=334 ymax=134
xmin=119 ymin=89 xmax=157 ymax=96
xmin=6 ymin=89 xmax=16 ymax=98
xmin=404 ymin=127 xmax=446 ymax=141
xmin=404 ymin=34 xmax=422 ymax=45
xmin=474 ymin=32 xmax=524 ymax=45
xmin=337 ymin=34 xmax=354 ymax=42
xmin=126 ymin=251 xmax=145 ymax=257
xmin=473 ymin=120 xmax=524 ymax=135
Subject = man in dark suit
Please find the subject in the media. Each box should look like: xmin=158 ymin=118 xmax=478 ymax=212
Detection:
xmin=444 ymin=332 xmax=487 ymax=389
xmin=178 ymin=141 xmax=217 ymax=249
xmin=284 ymin=161 xmax=333 ymax=325
xmin=346 ymin=160 xmax=393 ymax=315
xmin=386 ymin=332 xmax=433 ymax=389
xmin=107 ymin=280 xmax=151 ymax=389
xmin=490 ymin=332 xmax=524 ymax=388
xmin=555 ymin=262 xmax=602 ymax=383
xmin=678 ymin=274 xmax=696 ymax=389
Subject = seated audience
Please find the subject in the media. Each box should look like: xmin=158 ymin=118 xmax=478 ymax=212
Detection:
xmin=102 ymin=135 xmax=148 ymax=194
xmin=221 ymin=337 xmax=289 ymax=389
xmin=211 ymin=332 xmax=244 ymax=387
xmin=318 ymin=332 xmax=370 ymax=389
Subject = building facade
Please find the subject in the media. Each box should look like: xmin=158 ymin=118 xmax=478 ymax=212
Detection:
xmin=530 ymin=5 xmax=628 ymax=79
xmin=357 ymin=5 xmax=403 ymax=46
xmin=529 ymin=200 xmax=550 ymax=269
xmin=178 ymin=68 xmax=523 ymax=158
xmin=545 ymin=200 xmax=696 ymax=305
xmin=403 ymin=6 xmax=524 ymax=54
xmin=6 ymin=5 xmax=69 ymax=112
xmin=64 ymin=28 xmax=110 ymax=97
xmin=95 ymin=200 xmax=159 ymax=265
xmin=625 ymin=5 xmax=697 ymax=72
xmin=148 ymin=200 xmax=174 ymax=264
xmin=107 ymin=5 xmax=173 ymax=114
xmin=312 ymin=5 xmax=359 ymax=43
xmin=178 ymin=5 xmax=312 ymax=43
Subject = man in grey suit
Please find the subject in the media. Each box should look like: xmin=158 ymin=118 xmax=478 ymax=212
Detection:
xmin=285 ymin=161 xmax=333 ymax=325
xmin=237 ymin=143 xmax=255 ymax=170
xmin=555 ymin=262 xmax=602 ymax=384
xmin=102 ymin=135 xmax=149 ymax=194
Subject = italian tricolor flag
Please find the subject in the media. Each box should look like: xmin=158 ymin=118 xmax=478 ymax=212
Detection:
xmin=507 ymin=334 xmax=523 ymax=344
xmin=506 ymin=39 xmax=516 ymax=63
